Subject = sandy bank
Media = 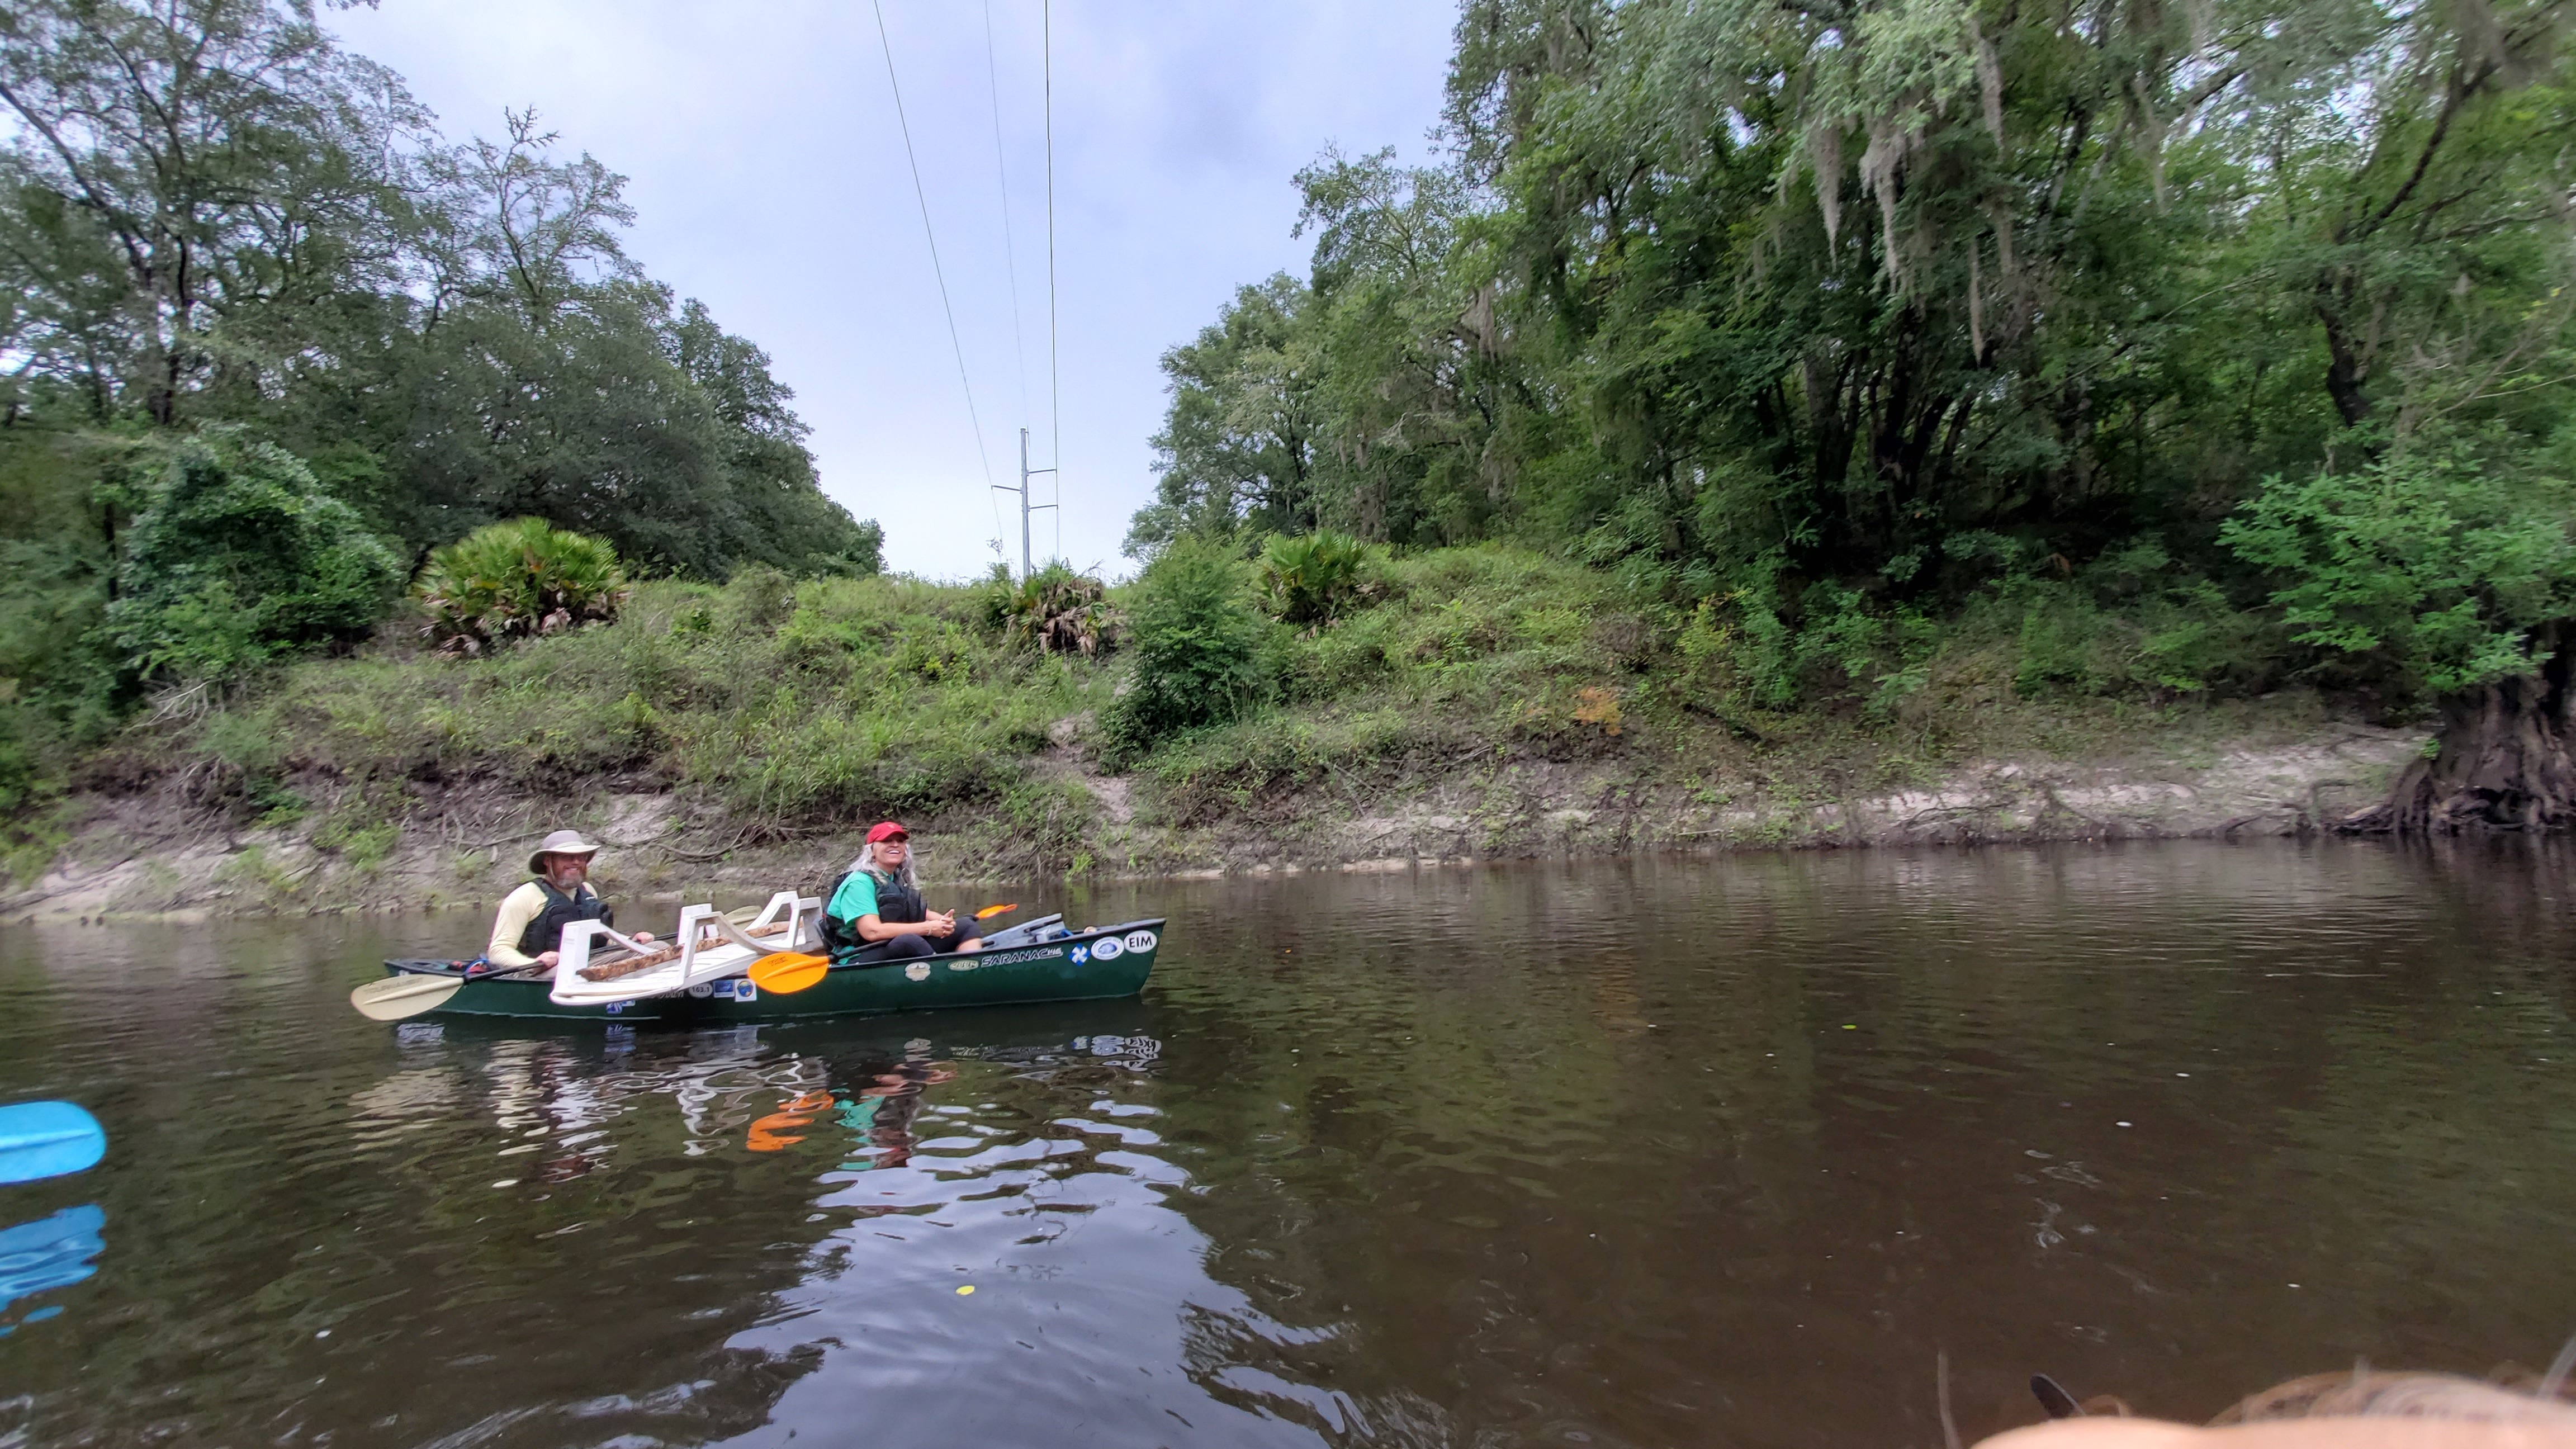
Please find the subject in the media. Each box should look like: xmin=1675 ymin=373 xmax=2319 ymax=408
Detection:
xmin=4 ymin=720 xmax=2424 ymax=922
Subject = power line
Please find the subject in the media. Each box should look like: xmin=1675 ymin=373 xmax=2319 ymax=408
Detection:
xmin=870 ymin=0 xmax=1005 ymax=552
xmin=980 ymin=0 xmax=1031 ymax=425
xmin=1044 ymin=0 xmax=1063 ymax=562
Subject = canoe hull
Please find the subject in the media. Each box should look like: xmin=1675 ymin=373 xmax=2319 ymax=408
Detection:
xmin=380 ymin=920 xmax=1163 ymax=1025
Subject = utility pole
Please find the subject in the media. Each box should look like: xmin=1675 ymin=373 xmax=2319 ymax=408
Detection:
xmin=994 ymin=428 xmax=1057 ymax=581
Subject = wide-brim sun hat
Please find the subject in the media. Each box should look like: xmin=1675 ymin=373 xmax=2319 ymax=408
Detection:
xmin=527 ymin=828 xmax=605 ymax=875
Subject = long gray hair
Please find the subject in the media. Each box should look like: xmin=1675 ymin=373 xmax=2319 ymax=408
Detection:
xmin=846 ymin=840 xmax=917 ymax=891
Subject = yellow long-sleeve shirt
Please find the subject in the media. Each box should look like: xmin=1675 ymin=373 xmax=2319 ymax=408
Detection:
xmin=485 ymin=882 xmax=602 ymax=967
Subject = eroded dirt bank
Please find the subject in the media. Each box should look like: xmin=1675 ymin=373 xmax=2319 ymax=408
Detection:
xmin=4 ymin=720 xmax=2425 ymax=922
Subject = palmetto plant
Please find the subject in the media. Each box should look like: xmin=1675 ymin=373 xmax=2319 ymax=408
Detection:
xmin=1260 ymin=530 xmax=1371 ymax=626
xmin=984 ymin=564 xmax=1116 ymax=658
xmin=416 ymin=518 xmax=629 ymax=656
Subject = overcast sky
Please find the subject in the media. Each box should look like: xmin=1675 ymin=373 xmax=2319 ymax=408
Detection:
xmin=327 ymin=2 xmax=1461 ymax=580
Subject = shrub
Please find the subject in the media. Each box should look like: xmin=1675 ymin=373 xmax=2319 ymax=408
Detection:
xmin=417 ymin=518 xmax=629 ymax=657
xmin=1104 ymin=538 xmax=1273 ymax=752
xmin=105 ymin=434 xmax=404 ymax=684
xmin=981 ymin=562 xmax=1117 ymax=657
xmin=2221 ymin=435 xmax=2576 ymax=697
xmin=1260 ymin=530 xmax=1373 ymax=626
xmin=717 ymin=565 xmax=796 ymax=635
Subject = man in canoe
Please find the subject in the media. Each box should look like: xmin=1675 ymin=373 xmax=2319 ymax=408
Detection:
xmin=484 ymin=829 xmax=653 ymax=971
xmin=822 ymin=822 xmax=987 ymax=965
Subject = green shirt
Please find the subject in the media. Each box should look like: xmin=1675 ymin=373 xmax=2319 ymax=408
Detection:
xmin=827 ymin=871 xmax=880 ymax=924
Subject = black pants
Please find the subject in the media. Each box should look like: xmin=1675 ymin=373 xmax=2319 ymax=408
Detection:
xmin=840 ymin=915 xmax=984 ymax=965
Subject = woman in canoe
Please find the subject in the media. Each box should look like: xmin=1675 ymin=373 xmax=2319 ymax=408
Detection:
xmin=822 ymin=822 xmax=987 ymax=965
xmin=484 ymin=829 xmax=653 ymax=971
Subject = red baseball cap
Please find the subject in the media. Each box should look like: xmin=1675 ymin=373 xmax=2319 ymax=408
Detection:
xmin=865 ymin=821 xmax=909 ymax=844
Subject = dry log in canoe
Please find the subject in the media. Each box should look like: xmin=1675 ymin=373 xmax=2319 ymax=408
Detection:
xmin=578 ymin=920 xmax=789 ymax=982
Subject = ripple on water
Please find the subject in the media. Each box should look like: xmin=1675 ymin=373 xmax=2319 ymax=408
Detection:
xmin=4 ymin=844 xmax=2576 ymax=1447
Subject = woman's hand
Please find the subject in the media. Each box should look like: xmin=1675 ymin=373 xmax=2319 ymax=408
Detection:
xmin=924 ymin=910 xmax=957 ymax=938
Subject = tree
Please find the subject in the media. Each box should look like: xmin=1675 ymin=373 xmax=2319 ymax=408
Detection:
xmin=0 ymin=0 xmax=427 ymax=425
xmin=1292 ymin=148 xmax=1522 ymax=548
xmin=0 ymin=1 xmax=882 ymax=581
xmin=106 ymin=432 xmax=403 ymax=684
xmin=422 ymin=107 xmax=635 ymax=325
xmin=1128 ymin=274 xmax=1321 ymax=556
xmin=1138 ymin=0 xmax=2576 ymax=828
xmin=2224 ymin=432 xmax=2576 ymax=829
xmin=0 ymin=0 xmax=887 ymax=817
xmin=380 ymin=278 xmax=880 ymax=577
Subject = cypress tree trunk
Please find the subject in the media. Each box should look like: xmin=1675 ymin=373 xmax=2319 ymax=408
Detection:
xmin=2345 ymin=626 xmax=2576 ymax=833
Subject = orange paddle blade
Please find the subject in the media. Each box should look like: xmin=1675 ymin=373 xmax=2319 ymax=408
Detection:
xmin=973 ymin=903 xmax=1019 ymax=920
xmin=748 ymin=952 xmax=830 ymax=993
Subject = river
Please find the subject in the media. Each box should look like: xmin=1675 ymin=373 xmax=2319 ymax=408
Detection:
xmin=2 ymin=841 xmax=2573 ymax=1447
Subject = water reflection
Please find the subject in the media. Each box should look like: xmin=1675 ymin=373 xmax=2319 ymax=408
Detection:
xmin=2 ymin=844 xmax=2575 ymax=1448
xmin=716 ymin=1025 xmax=1337 ymax=1449
xmin=0 ymin=1204 xmax=103 ymax=1336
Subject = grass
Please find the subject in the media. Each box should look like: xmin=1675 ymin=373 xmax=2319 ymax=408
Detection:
xmin=1134 ymin=544 xmax=2326 ymax=829
xmin=104 ymin=573 xmax=1110 ymax=840
xmin=30 ymin=541 xmax=2380 ymax=892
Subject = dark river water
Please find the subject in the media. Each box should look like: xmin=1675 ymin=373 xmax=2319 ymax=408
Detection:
xmin=3 ymin=842 xmax=2575 ymax=1448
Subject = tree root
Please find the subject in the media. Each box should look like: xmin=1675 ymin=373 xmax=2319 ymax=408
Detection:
xmin=2342 ymin=633 xmax=2576 ymax=834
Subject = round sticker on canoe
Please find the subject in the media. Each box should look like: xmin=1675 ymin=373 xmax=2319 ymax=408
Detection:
xmin=904 ymin=962 xmax=931 ymax=982
xmin=1124 ymin=930 xmax=1158 ymax=953
xmin=1091 ymin=936 xmax=1124 ymax=960
xmin=686 ymin=983 xmax=713 ymax=998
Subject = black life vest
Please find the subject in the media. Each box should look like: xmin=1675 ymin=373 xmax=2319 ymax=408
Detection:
xmin=517 ymin=880 xmax=612 ymax=956
xmin=821 ymin=869 xmax=924 ymax=959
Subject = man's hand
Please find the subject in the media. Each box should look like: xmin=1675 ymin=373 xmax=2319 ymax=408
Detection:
xmin=538 ymin=950 xmax=562 ymax=968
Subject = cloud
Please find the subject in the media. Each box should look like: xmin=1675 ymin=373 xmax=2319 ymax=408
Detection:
xmin=328 ymin=0 xmax=1458 ymax=579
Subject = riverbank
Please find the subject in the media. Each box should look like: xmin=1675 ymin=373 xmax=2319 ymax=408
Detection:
xmin=1 ymin=546 xmax=2426 ymax=921
xmin=3 ymin=708 xmax=2421 ymax=922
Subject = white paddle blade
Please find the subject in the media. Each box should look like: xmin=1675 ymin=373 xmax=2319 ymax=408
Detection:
xmin=351 ymin=974 xmax=465 ymax=1021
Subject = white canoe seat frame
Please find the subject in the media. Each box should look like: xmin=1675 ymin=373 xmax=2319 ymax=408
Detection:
xmin=548 ymin=891 xmax=823 ymax=1006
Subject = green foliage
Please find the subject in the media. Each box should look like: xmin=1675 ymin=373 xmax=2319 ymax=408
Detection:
xmin=106 ymin=434 xmax=403 ymax=684
xmin=1139 ymin=0 xmax=2576 ymax=715
xmin=0 ymin=0 xmax=881 ymax=665
xmin=151 ymin=572 xmax=1096 ymax=834
xmin=383 ymin=279 xmax=886 ymax=578
xmin=416 ymin=517 xmax=629 ymax=657
xmin=1127 ymin=274 xmax=1318 ymax=556
xmin=106 ymin=541 xmax=2328 ymax=888
xmin=1982 ymin=571 xmax=2274 ymax=701
xmin=0 ymin=0 xmax=891 ymax=834
xmin=978 ymin=563 xmax=1117 ymax=657
xmin=1104 ymin=539 xmax=1276 ymax=752
xmin=1260 ymin=530 xmax=1375 ymax=626
xmin=2222 ymin=437 xmax=2576 ymax=695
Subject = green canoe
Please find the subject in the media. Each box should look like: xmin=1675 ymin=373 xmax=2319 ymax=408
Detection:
xmin=378 ymin=919 xmax=1165 ymax=1024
